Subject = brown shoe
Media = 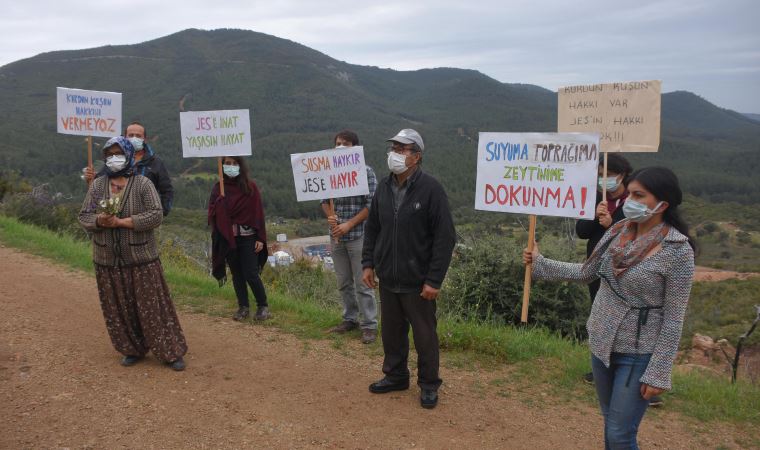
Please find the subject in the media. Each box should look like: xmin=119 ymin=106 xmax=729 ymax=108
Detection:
xmin=328 ymin=321 xmax=358 ymax=334
xmin=361 ymin=329 xmax=377 ymax=344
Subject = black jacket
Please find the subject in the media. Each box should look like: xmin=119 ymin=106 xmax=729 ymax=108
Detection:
xmin=575 ymin=191 xmax=626 ymax=257
xmin=362 ymin=168 xmax=456 ymax=292
xmin=97 ymin=144 xmax=174 ymax=216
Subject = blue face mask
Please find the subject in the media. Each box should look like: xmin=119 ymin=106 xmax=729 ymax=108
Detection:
xmin=598 ymin=176 xmax=620 ymax=192
xmin=623 ymin=199 xmax=663 ymax=223
xmin=223 ymin=164 xmax=240 ymax=178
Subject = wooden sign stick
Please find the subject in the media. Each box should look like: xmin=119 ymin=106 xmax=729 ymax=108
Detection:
xmin=329 ymin=198 xmax=338 ymax=243
xmin=601 ymin=151 xmax=608 ymax=203
xmin=86 ymin=136 xmax=93 ymax=187
xmin=521 ymin=214 xmax=537 ymax=323
xmin=217 ymin=157 xmax=225 ymax=197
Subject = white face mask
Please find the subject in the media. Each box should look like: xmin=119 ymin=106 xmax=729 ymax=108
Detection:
xmin=223 ymin=164 xmax=240 ymax=178
xmin=105 ymin=155 xmax=127 ymax=172
xmin=387 ymin=152 xmax=409 ymax=175
xmin=128 ymin=137 xmax=144 ymax=151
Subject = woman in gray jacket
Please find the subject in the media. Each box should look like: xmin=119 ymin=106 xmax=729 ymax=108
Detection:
xmin=523 ymin=167 xmax=695 ymax=449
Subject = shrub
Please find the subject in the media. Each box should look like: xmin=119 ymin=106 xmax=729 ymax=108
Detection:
xmin=0 ymin=185 xmax=87 ymax=240
xmin=440 ymin=233 xmax=591 ymax=340
xmin=703 ymin=222 xmax=719 ymax=234
xmin=262 ymin=258 xmax=340 ymax=310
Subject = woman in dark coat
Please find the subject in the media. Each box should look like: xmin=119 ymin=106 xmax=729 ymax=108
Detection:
xmin=208 ymin=156 xmax=270 ymax=321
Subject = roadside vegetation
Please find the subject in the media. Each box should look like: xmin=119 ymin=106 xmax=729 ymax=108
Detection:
xmin=1 ymin=212 xmax=758 ymax=426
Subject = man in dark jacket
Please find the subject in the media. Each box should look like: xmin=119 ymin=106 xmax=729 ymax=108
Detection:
xmin=85 ymin=122 xmax=174 ymax=216
xmin=361 ymin=128 xmax=456 ymax=409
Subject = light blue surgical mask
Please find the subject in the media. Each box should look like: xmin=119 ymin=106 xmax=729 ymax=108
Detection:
xmin=598 ymin=176 xmax=620 ymax=192
xmin=128 ymin=137 xmax=144 ymax=151
xmin=223 ymin=164 xmax=240 ymax=178
xmin=623 ymin=199 xmax=663 ymax=223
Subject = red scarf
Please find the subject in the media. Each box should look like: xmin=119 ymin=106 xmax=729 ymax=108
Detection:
xmin=607 ymin=191 xmax=628 ymax=216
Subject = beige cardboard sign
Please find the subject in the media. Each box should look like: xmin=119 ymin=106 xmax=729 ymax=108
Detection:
xmin=558 ymin=80 xmax=661 ymax=152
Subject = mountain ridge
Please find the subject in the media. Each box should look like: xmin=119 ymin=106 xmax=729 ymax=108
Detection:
xmin=0 ymin=28 xmax=758 ymax=215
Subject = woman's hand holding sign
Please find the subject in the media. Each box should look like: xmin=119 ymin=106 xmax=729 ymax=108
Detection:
xmin=522 ymin=241 xmax=540 ymax=265
xmin=596 ymin=201 xmax=612 ymax=228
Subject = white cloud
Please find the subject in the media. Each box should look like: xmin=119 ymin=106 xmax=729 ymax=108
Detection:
xmin=0 ymin=0 xmax=758 ymax=111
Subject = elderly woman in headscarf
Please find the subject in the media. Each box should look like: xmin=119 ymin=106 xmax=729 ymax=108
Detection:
xmin=79 ymin=136 xmax=188 ymax=371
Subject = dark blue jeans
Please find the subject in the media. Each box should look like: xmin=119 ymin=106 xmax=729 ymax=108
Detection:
xmin=226 ymin=235 xmax=268 ymax=308
xmin=591 ymin=353 xmax=652 ymax=450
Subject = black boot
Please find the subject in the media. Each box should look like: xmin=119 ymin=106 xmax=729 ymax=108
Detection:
xmin=254 ymin=306 xmax=271 ymax=321
xmin=233 ymin=306 xmax=250 ymax=321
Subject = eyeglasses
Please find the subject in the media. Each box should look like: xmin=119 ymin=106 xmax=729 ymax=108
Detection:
xmin=387 ymin=143 xmax=417 ymax=154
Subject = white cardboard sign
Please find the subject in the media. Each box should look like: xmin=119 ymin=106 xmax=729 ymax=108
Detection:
xmin=475 ymin=132 xmax=600 ymax=219
xmin=56 ymin=87 xmax=122 ymax=138
xmin=290 ymin=146 xmax=370 ymax=202
xmin=180 ymin=109 xmax=252 ymax=158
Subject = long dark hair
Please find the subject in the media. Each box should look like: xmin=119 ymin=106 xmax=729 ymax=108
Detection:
xmin=222 ymin=156 xmax=252 ymax=195
xmin=626 ymin=167 xmax=696 ymax=251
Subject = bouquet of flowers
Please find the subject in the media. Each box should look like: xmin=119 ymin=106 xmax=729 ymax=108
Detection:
xmin=97 ymin=196 xmax=121 ymax=215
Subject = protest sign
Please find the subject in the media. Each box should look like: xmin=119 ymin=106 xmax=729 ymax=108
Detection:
xmin=475 ymin=132 xmax=600 ymax=323
xmin=57 ymin=87 xmax=122 ymax=138
xmin=475 ymin=132 xmax=600 ymax=219
xmin=180 ymin=109 xmax=252 ymax=158
xmin=557 ymin=80 xmax=661 ymax=152
xmin=290 ymin=146 xmax=369 ymax=202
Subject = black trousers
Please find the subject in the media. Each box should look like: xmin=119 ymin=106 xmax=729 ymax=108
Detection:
xmin=226 ymin=235 xmax=268 ymax=308
xmin=588 ymin=278 xmax=601 ymax=301
xmin=379 ymin=286 xmax=442 ymax=391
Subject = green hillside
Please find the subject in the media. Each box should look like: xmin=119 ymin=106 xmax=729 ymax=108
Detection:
xmin=1 ymin=28 xmax=758 ymax=216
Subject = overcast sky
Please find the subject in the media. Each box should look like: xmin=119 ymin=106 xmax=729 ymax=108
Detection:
xmin=2 ymin=0 xmax=758 ymax=113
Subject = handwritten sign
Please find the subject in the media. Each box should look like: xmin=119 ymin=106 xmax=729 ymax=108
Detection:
xmin=475 ymin=133 xmax=600 ymax=219
xmin=558 ymin=80 xmax=661 ymax=152
xmin=180 ymin=109 xmax=252 ymax=158
xmin=56 ymin=87 xmax=122 ymax=138
xmin=290 ymin=146 xmax=370 ymax=202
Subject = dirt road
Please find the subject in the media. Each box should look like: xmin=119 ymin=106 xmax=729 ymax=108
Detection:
xmin=0 ymin=245 xmax=748 ymax=449
xmin=694 ymin=266 xmax=760 ymax=282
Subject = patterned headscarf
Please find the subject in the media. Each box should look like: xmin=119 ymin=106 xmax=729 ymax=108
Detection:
xmin=102 ymin=136 xmax=136 ymax=178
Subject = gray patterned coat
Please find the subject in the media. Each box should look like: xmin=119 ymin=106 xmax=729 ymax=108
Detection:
xmin=79 ymin=175 xmax=163 ymax=267
xmin=533 ymin=221 xmax=694 ymax=389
